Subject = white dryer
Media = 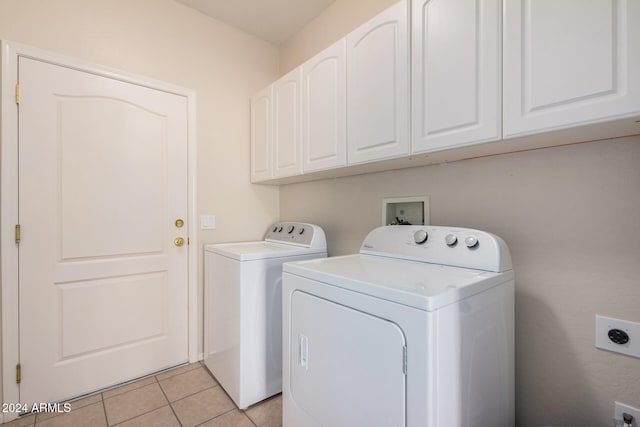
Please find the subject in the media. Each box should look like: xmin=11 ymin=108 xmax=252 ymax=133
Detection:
xmin=282 ymin=225 xmax=514 ymax=427
xmin=204 ymin=222 xmax=327 ymax=409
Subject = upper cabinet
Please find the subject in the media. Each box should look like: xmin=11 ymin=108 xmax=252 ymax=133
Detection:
xmin=251 ymin=67 xmax=304 ymax=182
xmin=302 ymin=39 xmax=347 ymax=173
xmin=411 ymin=0 xmax=501 ymax=152
xmin=503 ymin=0 xmax=640 ymax=137
xmin=251 ymin=0 xmax=640 ymax=184
xmin=273 ymin=67 xmax=303 ymax=178
xmin=346 ymin=0 xmax=410 ymax=165
xmin=250 ymin=85 xmax=272 ymax=183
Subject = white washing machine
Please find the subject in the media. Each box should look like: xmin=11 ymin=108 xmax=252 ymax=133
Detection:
xmin=204 ymin=222 xmax=327 ymax=409
xmin=282 ymin=225 xmax=514 ymax=427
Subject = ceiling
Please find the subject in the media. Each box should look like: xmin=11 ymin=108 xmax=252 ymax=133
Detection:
xmin=175 ymin=0 xmax=336 ymax=45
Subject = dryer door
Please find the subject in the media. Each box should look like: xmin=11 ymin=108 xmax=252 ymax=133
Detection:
xmin=289 ymin=290 xmax=407 ymax=427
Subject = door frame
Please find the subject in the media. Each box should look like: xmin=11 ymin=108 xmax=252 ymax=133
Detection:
xmin=0 ymin=40 xmax=199 ymax=422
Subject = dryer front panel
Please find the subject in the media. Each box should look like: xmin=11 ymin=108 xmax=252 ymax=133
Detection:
xmin=289 ymin=290 xmax=407 ymax=427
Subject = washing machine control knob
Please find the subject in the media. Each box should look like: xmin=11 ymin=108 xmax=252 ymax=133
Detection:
xmin=414 ymin=230 xmax=429 ymax=244
xmin=272 ymin=226 xmax=278 ymax=232
xmin=277 ymin=226 xmax=283 ymax=232
xmin=445 ymin=234 xmax=458 ymax=246
xmin=287 ymin=225 xmax=295 ymax=234
xmin=464 ymin=236 xmax=479 ymax=248
xmin=298 ymin=227 xmax=305 ymax=235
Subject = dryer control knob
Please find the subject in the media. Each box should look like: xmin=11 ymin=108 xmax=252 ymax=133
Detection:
xmin=445 ymin=234 xmax=458 ymax=246
xmin=414 ymin=230 xmax=429 ymax=244
xmin=287 ymin=225 xmax=295 ymax=234
xmin=298 ymin=227 xmax=305 ymax=235
xmin=272 ymin=226 xmax=278 ymax=232
xmin=277 ymin=227 xmax=283 ymax=232
xmin=464 ymin=236 xmax=479 ymax=248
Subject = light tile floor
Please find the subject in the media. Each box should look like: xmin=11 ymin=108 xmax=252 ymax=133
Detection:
xmin=1 ymin=362 xmax=282 ymax=427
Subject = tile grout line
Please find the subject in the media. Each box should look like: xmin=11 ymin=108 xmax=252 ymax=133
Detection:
xmin=108 ymin=406 xmax=176 ymax=427
xmin=165 ymin=383 xmax=218 ymax=406
xmin=161 ymin=368 xmax=257 ymax=427
xmin=100 ymin=392 xmax=109 ymax=427
xmin=22 ymin=363 xmax=242 ymax=427
xmin=158 ymin=367 xmax=222 ymax=404
xmin=155 ymin=373 xmax=184 ymax=427
xmin=195 ymin=369 xmax=261 ymax=427
xmin=101 ymin=362 xmax=199 ymax=401
xmin=245 ymin=409 xmax=260 ymax=427
xmin=155 ymin=363 xmax=202 ymax=383
xmin=12 ymin=364 xmax=202 ymax=427
xmin=106 ymin=383 xmax=171 ymax=427
xmin=193 ymin=407 xmax=240 ymax=427
xmin=102 ymin=381 xmax=153 ymax=401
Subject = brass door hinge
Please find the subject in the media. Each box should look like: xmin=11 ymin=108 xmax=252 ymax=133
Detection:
xmin=16 ymin=363 xmax=21 ymax=384
xmin=15 ymin=83 xmax=20 ymax=105
xmin=15 ymin=224 xmax=21 ymax=245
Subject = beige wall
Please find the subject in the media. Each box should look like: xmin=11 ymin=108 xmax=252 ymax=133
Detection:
xmin=0 ymin=0 xmax=280 ymax=358
xmin=279 ymin=1 xmax=640 ymax=426
xmin=280 ymin=137 xmax=640 ymax=426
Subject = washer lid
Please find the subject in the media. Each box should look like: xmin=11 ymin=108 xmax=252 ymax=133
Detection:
xmin=283 ymin=254 xmax=513 ymax=311
xmin=205 ymin=241 xmax=326 ymax=261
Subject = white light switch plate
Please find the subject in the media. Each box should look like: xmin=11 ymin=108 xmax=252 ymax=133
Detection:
xmin=200 ymin=215 xmax=216 ymax=230
xmin=596 ymin=315 xmax=640 ymax=358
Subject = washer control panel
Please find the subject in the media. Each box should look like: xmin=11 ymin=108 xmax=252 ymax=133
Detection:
xmin=361 ymin=225 xmax=512 ymax=273
xmin=264 ymin=222 xmax=326 ymax=248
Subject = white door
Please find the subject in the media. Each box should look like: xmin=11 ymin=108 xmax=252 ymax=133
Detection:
xmin=503 ymin=0 xmax=640 ymax=137
xmin=273 ymin=67 xmax=303 ymax=178
xmin=346 ymin=0 xmax=410 ymax=165
xmin=411 ymin=0 xmax=501 ymax=152
xmin=289 ymin=291 xmax=406 ymax=427
xmin=250 ymin=85 xmax=273 ymax=182
xmin=18 ymin=57 xmax=189 ymax=405
xmin=302 ymin=39 xmax=347 ymax=173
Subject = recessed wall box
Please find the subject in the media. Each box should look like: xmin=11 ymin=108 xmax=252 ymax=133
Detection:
xmin=382 ymin=196 xmax=430 ymax=226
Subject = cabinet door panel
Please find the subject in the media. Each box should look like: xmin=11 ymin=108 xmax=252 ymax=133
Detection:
xmin=303 ymin=39 xmax=347 ymax=173
xmin=347 ymin=1 xmax=410 ymax=165
xmin=250 ymin=86 xmax=272 ymax=182
xmin=412 ymin=0 xmax=500 ymax=152
xmin=273 ymin=68 xmax=303 ymax=178
xmin=504 ymin=0 xmax=640 ymax=137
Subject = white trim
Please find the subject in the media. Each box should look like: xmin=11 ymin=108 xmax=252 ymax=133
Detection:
xmin=0 ymin=40 xmax=198 ymax=422
xmin=1 ymin=40 xmax=20 ymax=424
xmin=187 ymin=87 xmax=199 ymax=364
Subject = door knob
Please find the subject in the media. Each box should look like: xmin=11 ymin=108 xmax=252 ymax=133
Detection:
xmin=174 ymin=237 xmax=185 ymax=247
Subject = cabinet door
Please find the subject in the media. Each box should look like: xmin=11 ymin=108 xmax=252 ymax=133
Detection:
xmin=273 ymin=67 xmax=303 ymax=178
xmin=302 ymin=39 xmax=347 ymax=173
xmin=504 ymin=0 xmax=640 ymax=137
xmin=346 ymin=1 xmax=410 ymax=165
xmin=250 ymin=85 xmax=272 ymax=182
xmin=411 ymin=0 xmax=501 ymax=153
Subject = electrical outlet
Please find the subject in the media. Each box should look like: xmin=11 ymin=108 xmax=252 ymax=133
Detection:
xmin=596 ymin=315 xmax=640 ymax=358
xmin=614 ymin=402 xmax=640 ymax=427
